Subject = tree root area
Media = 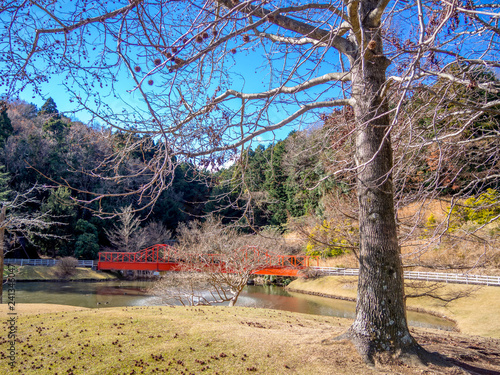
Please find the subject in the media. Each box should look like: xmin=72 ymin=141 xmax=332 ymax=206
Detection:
xmin=409 ymin=328 xmax=500 ymax=374
xmin=329 ymin=328 xmax=500 ymax=374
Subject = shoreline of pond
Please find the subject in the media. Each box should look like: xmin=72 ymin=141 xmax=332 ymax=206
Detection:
xmin=9 ymin=280 xmax=456 ymax=332
xmin=286 ymin=286 xmax=458 ymax=328
xmin=13 ymin=276 xmax=456 ymax=330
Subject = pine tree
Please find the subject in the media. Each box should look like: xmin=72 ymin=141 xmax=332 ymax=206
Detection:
xmin=0 ymin=165 xmax=10 ymax=201
xmin=0 ymin=101 xmax=13 ymax=146
xmin=38 ymin=97 xmax=58 ymax=116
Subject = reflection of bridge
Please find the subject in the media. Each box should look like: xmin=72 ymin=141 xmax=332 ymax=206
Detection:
xmin=97 ymin=244 xmax=318 ymax=277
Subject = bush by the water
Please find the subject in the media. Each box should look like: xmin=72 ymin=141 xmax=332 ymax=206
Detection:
xmin=55 ymin=256 xmax=79 ymax=279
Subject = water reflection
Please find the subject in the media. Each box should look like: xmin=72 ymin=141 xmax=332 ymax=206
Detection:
xmin=13 ymin=281 xmax=455 ymax=331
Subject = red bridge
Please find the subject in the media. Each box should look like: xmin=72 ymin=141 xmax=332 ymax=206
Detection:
xmin=98 ymin=244 xmax=318 ymax=277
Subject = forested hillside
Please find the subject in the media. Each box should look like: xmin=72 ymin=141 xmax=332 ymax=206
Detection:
xmin=1 ymin=98 xmax=210 ymax=259
xmin=1 ymin=93 xmax=499 ymax=263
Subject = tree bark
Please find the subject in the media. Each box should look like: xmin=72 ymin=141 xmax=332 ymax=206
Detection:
xmin=0 ymin=206 xmax=6 ymax=304
xmin=341 ymin=28 xmax=422 ymax=363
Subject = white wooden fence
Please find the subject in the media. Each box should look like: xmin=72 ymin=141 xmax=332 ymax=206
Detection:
xmin=5 ymin=258 xmax=97 ymax=268
xmin=311 ymin=267 xmax=500 ymax=287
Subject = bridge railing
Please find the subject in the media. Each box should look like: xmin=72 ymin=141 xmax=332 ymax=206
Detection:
xmin=98 ymin=244 xmax=318 ymax=272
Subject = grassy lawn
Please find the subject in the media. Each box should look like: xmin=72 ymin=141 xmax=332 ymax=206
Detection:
xmin=1 ymin=272 xmax=499 ymax=373
xmin=0 ymin=305 xmax=379 ymax=375
xmin=288 ymin=276 xmax=500 ymax=338
xmin=2 ymin=265 xmax=117 ymax=281
xmin=2 ymin=304 xmax=500 ymax=374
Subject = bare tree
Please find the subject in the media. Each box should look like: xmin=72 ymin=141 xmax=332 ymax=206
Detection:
xmin=139 ymin=221 xmax=172 ymax=248
xmin=2 ymin=0 xmax=499 ymax=364
xmin=105 ymin=205 xmax=142 ymax=252
xmin=0 ymin=186 xmax=55 ymax=303
xmin=151 ymin=216 xmax=291 ymax=306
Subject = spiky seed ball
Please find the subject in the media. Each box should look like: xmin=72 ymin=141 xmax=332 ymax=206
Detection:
xmin=231 ymin=48 xmax=237 ymax=54
xmin=171 ymin=46 xmax=178 ymax=53
xmin=243 ymin=34 xmax=250 ymax=42
xmin=154 ymin=58 xmax=162 ymax=66
xmin=203 ymin=32 xmax=209 ymax=39
xmin=166 ymin=52 xmax=172 ymax=59
xmin=212 ymin=29 xmax=218 ymax=36
xmin=182 ymin=38 xmax=188 ymax=44
xmin=134 ymin=66 xmax=141 ymax=72
xmin=196 ymin=35 xmax=203 ymax=43
xmin=148 ymin=80 xmax=154 ymax=86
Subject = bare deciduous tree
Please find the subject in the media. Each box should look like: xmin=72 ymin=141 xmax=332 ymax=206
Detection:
xmin=2 ymin=0 xmax=499 ymax=364
xmin=151 ymin=216 xmax=291 ymax=306
xmin=0 ymin=186 xmax=55 ymax=303
xmin=105 ymin=205 xmax=142 ymax=252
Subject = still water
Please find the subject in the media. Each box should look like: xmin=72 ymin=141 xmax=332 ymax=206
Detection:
xmin=13 ymin=281 xmax=455 ymax=331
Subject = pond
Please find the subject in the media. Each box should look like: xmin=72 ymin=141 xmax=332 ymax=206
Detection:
xmin=13 ymin=280 xmax=455 ymax=331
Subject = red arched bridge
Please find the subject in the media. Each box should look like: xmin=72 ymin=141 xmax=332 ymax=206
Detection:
xmin=98 ymin=244 xmax=318 ymax=277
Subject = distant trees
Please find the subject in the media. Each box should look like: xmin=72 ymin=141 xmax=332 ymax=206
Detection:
xmin=35 ymin=187 xmax=76 ymax=257
xmin=74 ymin=220 xmax=99 ymax=259
xmin=38 ymin=98 xmax=58 ymax=116
xmin=0 ymin=99 xmax=207 ymax=258
xmin=0 ymin=101 xmax=13 ymax=146
xmin=208 ymin=132 xmax=334 ymax=230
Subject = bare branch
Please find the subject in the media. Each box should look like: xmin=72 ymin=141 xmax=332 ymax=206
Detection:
xmin=367 ymin=0 xmax=391 ymax=27
xmin=18 ymin=0 xmax=144 ymax=75
xmin=182 ymin=99 xmax=355 ymax=157
xmin=216 ymin=0 xmax=356 ymax=56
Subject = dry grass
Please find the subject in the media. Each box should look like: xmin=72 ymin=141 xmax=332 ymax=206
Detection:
xmin=0 ymin=305 xmax=379 ymax=374
xmin=1 ymin=304 xmax=500 ymax=374
xmin=309 ymin=197 xmax=500 ymax=272
xmin=0 ymin=303 xmax=88 ymax=316
xmin=397 ymin=199 xmax=451 ymax=223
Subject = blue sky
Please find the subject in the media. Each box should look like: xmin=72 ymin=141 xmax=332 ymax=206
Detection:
xmin=12 ymin=48 xmax=318 ymax=146
xmin=2 ymin=0 xmax=340 ymax=148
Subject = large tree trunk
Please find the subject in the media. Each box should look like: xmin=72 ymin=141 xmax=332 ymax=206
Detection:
xmin=0 ymin=206 xmax=6 ymax=304
xmin=342 ymin=38 xmax=422 ymax=363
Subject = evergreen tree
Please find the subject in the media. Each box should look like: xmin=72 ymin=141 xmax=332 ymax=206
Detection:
xmin=35 ymin=187 xmax=77 ymax=257
xmin=38 ymin=97 xmax=58 ymax=116
xmin=43 ymin=117 xmax=69 ymax=142
xmin=0 ymin=165 xmax=10 ymax=202
xmin=74 ymin=219 xmax=99 ymax=259
xmin=0 ymin=101 xmax=13 ymax=146
xmin=263 ymin=141 xmax=288 ymax=226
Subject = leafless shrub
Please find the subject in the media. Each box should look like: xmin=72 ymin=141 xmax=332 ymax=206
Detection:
xmin=300 ymin=267 xmax=324 ymax=280
xmin=151 ymin=216 xmax=287 ymax=306
xmin=149 ymin=272 xmax=215 ymax=306
xmin=1 ymin=184 xmax=60 ymax=303
xmin=55 ymin=256 xmax=79 ymax=279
